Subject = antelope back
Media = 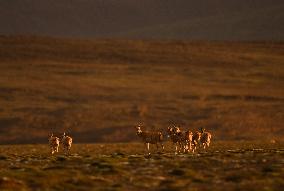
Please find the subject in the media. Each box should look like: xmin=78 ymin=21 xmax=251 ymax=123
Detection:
xmin=201 ymin=132 xmax=211 ymax=143
xmin=62 ymin=136 xmax=72 ymax=145
xmin=193 ymin=131 xmax=201 ymax=140
xmin=49 ymin=137 xmax=59 ymax=146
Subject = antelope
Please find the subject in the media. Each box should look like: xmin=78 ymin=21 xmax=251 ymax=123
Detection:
xmin=136 ymin=125 xmax=164 ymax=155
xmin=184 ymin=130 xmax=193 ymax=153
xmin=167 ymin=126 xmax=184 ymax=154
xmin=61 ymin=132 xmax=73 ymax=155
xmin=192 ymin=131 xmax=201 ymax=152
xmin=200 ymin=128 xmax=212 ymax=149
xmin=170 ymin=127 xmax=194 ymax=153
xmin=48 ymin=133 xmax=60 ymax=155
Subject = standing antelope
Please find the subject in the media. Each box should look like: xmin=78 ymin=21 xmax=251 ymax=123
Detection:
xmin=48 ymin=133 xmax=60 ymax=155
xmin=200 ymin=128 xmax=212 ymax=150
xmin=192 ymin=131 xmax=201 ymax=152
xmin=168 ymin=126 xmax=194 ymax=153
xmin=167 ymin=126 xmax=184 ymax=154
xmin=184 ymin=130 xmax=193 ymax=153
xmin=136 ymin=125 xmax=164 ymax=155
xmin=61 ymin=132 xmax=73 ymax=155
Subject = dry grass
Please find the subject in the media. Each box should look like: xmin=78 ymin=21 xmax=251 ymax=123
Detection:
xmin=0 ymin=35 xmax=283 ymax=143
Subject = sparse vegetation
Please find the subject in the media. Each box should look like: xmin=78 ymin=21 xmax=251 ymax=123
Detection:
xmin=0 ymin=141 xmax=283 ymax=191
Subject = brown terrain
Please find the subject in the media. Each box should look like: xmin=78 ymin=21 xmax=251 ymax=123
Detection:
xmin=1 ymin=2 xmax=283 ymax=190
xmin=0 ymin=35 xmax=283 ymax=144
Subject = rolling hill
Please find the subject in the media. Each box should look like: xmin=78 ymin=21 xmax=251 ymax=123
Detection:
xmin=0 ymin=35 xmax=283 ymax=144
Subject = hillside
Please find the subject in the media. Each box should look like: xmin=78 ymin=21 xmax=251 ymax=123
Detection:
xmin=0 ymin=35 xmax=283 ymax=144
xmin=0 ymin=0 xmax=284 ymax=40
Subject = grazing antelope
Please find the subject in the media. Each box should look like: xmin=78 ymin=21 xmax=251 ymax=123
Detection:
xmin=200 ymin=128 xmax=212 ymax=150
xmin=136 ymin=125 xmax=164 ymax=155
xmin=48 ymin=133 xmax=60 ymax=155
xmin=167 ymin=126 xmax=184 ymax=154
xmin=192 ymin=131 xmax=201 ymax=152
xmin=61 ymin=132 xmax=73 ymax=155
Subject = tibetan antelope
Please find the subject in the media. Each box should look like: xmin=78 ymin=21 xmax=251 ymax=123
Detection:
xmin=192 ymin=131 xmax=201 ymax=152
xmin=184 ymin=130 xmax=193 ymax=153
xmin=48 ymin=133 xmax=60 ymax=155
xmin=136 ymin=125 xmax=164 ymax=155
xmin=200 ymin=128 xmax=212 ymax=150
xmin=61 ymin=132 xmax=73 ymax=155
xmin=167 ymin=126 xmax=185 ymax=154
xmin=170 ymin=126 xmax=193 ymax=153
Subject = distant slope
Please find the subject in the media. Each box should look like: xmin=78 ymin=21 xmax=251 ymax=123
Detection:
xmin=0 ymin=0 xmax=284 ymax=40
xmin=0 ymin=36 xmax=283 ymax=144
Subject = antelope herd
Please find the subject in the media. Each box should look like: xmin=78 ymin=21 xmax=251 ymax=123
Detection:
xmin=136 ymin=125 xmax=212 ymax=155
xmin=48 ymin=132 xmax=73 ymax=155
xmin=48 ymin=126 xmax=211 ymax=156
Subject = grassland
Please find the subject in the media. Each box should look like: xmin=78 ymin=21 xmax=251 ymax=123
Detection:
xmin=0 ymin=35 xmax=283 ymax=143
xmin=0 ymin=141 xmax=283 ymax=191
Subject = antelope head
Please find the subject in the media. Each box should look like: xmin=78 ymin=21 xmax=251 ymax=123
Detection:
xmin=136 ymin=125 xmax=143 ymax=135
xmin=174 ymin=126 xmax=181 ymax=134
xmin=167 ymin=127 xmax=174 ymax=137
xmin=48 ymin=133 xmax=54 ymax=140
